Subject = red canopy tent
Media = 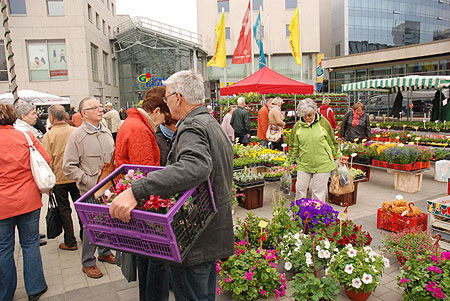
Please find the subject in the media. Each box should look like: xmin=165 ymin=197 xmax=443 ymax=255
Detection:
xmin=220 ymin=67 xmax=314 ymax=96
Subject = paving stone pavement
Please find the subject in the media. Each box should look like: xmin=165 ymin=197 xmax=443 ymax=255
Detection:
xmin=11 ymin=166 xmax=445 ymax=300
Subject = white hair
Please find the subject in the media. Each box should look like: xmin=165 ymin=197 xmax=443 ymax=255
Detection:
xmin=322 ymin=97 xmax=331 ymax=105
xmin=15 ymin=102 xmax=35 ymax=119
xmin=297 ymin=98 xmax=317 ymax=117
xmin=163 ymin=70 xmax=205 ymax=105
xmin=237 ymin=97 xmax=245 ymax=105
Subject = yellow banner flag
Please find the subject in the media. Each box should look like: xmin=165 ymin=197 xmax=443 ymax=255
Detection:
xmin=288 ymin=6 xmax=301 ymax=66
xmin=207 ymin=12 xmax=226 ymax=68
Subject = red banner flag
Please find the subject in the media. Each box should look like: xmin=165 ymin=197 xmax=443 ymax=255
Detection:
xmin=232 ymin=1 xmax=252 ymax=64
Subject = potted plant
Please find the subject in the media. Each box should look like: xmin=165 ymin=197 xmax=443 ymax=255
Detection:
xmin=291 ymin=272 xmax=340 ymax=301
xmin=316 ymin=220 xmax=372 ymax=252
xmin=231 ymin=182 xmax=244 ymax=214
xmin=382 ymin=228 xmax=434 ymax=266
xmin=233 ymin=170 xmax=264 ymax=187
xmin=397 ymin=251 xmax=450 ymax=300
xmin=328 ymin=244 xmax=389 ymax=300
xmin=264 ymin=166 xmax=284 ymax=182
xmin=289 ymin=198 xmax=339 ymax=234
xmin=216 ymin=242 xmax=287 ymax=300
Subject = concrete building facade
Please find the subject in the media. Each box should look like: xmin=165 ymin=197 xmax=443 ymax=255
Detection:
xmin=0 ymin=0 xmax=120 ymax=109
xmin=197 ymin=0 xmax=321 ymax=87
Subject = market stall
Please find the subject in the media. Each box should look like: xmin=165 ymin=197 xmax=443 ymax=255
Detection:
xmin=0 ymin=89 xmax=70 ymax=105
xmin=342 ymin=75 xmax=450 ymax=121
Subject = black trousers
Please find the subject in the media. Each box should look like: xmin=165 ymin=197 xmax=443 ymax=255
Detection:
xmin=52 ymin=183 xmax=81 ymax=247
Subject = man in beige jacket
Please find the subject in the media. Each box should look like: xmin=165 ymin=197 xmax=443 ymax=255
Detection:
xmin=43 ymin=105 xmax=80 ymax=251
xmin=103 ymin=102 xmax=120 ymax=141
xmin=63 ymin=97 xmax=115 ymax=279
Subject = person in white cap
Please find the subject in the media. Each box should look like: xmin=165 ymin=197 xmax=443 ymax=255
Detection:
xmin=103 ymin=103 xmax=121 ymax=141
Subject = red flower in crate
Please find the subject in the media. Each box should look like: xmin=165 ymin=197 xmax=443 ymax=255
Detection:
xmin=143 ymin=195 xmax=175 ymax=212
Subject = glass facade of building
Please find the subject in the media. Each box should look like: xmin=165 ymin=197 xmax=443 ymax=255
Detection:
xmin=345 ymin=0 xmax=450 ymax=55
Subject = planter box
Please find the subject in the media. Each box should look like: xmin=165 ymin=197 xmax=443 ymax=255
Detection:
xmin=235 ymin=180 xmax=264 ymax=188
xmin=394 ymin=171 xmax=424 ymax=193
xmin=238 ymin=184 xmax=264 ymax=210
xmin=372 ymin=160 xmax=387 ymax=168
xmin=327 ymin=182 xmax=359 ymax=207
xmin=353 ymin=157 xmax=372 ymax=165
xmin=264 ymin=176 xmax=281 ymax=182
xmin=377 ymin=209 xmax=427 ymax=232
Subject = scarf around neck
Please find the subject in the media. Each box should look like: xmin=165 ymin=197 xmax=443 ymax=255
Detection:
xmin=160 ymin=124 xmax=174 ymax=140
xmin=137 ymin=108 xmax=157 ymax=131
xmin=352 ymin=109 xmax=364 ymax=127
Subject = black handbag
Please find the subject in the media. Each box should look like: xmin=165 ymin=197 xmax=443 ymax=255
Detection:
xmin=46 ymin=193 xmax=63 ymax=239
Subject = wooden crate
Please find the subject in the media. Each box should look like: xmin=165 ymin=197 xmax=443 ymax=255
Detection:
xmin=394 ymin=171 xmax=423 ymax=193
xmin=352 ymin=164 xmax=370 ymax=182
xmin=238 ymin=184 xmax=264 ymax=210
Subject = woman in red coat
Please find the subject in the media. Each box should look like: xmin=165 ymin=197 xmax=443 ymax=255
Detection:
xmin=0 ymin=104 xmax=50 ymax=301
xmin=115 ymin=86 xmax=171 ymax=300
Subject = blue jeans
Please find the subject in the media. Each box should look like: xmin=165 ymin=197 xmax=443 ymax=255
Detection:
xmin=0 ymin=209 xmax=46 ymax=300
xmin=261 ymin=140 xmax=269 ymax=148
xmin=168 ymin=261 xmax=216 ymax=301
xmin=136 ymin=256 xmax=169 ymax=301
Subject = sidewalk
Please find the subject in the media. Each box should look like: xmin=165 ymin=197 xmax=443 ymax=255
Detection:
xmin=12 ymin=167 xmax=446 ymax=300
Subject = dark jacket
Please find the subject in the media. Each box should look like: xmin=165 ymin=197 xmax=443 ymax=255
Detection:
xmin=131 ymin=106 xmax=234 ymax=266
xmin=155 ymin=126 xmax=171 ymax=166
xmin=341 ymin=110 xmax=371 ymax=142
xmin=230 ymin=106 xmax=250 ymax=135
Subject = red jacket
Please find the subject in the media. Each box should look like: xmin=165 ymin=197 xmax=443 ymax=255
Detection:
xmin=115 ymin=108 xmax=160 ymax=167
xmin=319 ymin=105 xmax=337 ymax=129
xmin=0 ymin=125 xmax=50 ymax=220
xmin=256 ymin=104 xmax=270 ymax=140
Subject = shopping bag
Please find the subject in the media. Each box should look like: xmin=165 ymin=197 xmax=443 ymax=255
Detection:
xmin=46 ymin=193 xmax=63 ymax=239
xmin=280 ymin=170 xmax=292 ymax=195
xmin=266 ymin=124 xmax=283 ymax=142
xmin=329 ymin=165 xmax=354 ymax=196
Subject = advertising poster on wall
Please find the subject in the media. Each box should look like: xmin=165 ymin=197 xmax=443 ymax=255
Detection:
xmin=28 ymin=44 xmax=49 ymax=71
xmin=48 ymin=43 xmax=68 ymax=79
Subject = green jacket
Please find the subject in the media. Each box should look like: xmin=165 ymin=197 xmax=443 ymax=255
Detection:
xmin=285 ymin=114 xmax=342 ymax=173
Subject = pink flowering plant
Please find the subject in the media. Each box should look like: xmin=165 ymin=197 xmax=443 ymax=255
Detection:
xmin=382 ymin=228 xmax=434 ymax=264
xmin=397 ymin=251 xmax=450 ymax=300
xmin=327 ymin=244 xmax=388 ymax=293
xmin=216 ymin=241 xmax=287 ymax=300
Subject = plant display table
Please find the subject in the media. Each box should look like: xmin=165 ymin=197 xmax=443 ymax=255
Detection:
xmin=237 ymin=183 xmax=264 ymax=210
xmin=393 ymin=171 xmax=424 ymax=193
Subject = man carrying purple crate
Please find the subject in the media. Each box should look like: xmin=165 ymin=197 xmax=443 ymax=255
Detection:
xmin=110 ymin=70 xmax=234 ymax=300
xmin=63 ymin=97 xmax=116 ymax=279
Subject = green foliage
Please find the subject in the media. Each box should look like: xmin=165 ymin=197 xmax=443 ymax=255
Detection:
xmin=291 ymin=273 xmax=340 ymax=301
xmin=382 ymin=228 xmax=434 ymax=261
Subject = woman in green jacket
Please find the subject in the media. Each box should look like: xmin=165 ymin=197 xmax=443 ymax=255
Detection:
xmin=285 ymin=98 xmax=347 ymax=201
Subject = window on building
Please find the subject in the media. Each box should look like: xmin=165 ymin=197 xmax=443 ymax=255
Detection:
xmin=285 ymin=0 xmax=297 ymax=9
xmin=47 ymin=0 xmax=64 ymax=16
xmin=111 ymin=2 xmax=115 ymax=16
xmin=103 ymin=52 xmax=109 ymax=84
xmin=107 ymin=0 xmax=110 ymax=10
xmin=88 ymin=4 xmax=92 ymax=22
xmin=0 ymin=42 xmax=8 ymax=81
xmin=285 ymin=25 xmax=290 ymax=37
xmin=8 ymin=0 xmax=26 ymax=15
xmin=225 ymin=27 xmax=230 ymax=40
xmin=91 ymin=43 xmax=98 ymax=82
xmin=27 ymin=40 xmax=68 ymax=81
xmin=103 ymin=20 xmax=106 ymax=35
xmin=253 ymin=0 xmax=263 ymax=10
xmin=335 ymin=44 xmax=341 ymax=56
xmin=112 ymin=58 xmax=117 ymax=86
xmin=96 ymin=13 xmax=100 ymax=29
xmin=108 ymin=25 xmax=111 ymax=38
xmin=217 ymin=0 xmax=229 ymax=12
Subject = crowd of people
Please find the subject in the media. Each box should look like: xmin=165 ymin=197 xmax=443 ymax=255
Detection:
xmin=0 ymin=67 xmax=371 ymax=300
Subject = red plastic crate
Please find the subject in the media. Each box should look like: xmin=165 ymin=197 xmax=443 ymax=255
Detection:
xmin=377 ymin=209 xmax=427 ymax=233
xmin=393 ymin=163 xmax=413 ymax=172
xmin=372 ymin=160 xmax=386 ymax=168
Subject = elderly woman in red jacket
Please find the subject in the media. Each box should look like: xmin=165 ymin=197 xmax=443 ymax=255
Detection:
xmin=115 ymin=86 xmax=170 ymax=300
xmin=0 ymin=104 xmax=50 ymax=301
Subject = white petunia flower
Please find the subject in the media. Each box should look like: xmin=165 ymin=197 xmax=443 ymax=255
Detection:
xmin=364 ymin=246 xmax=372 ymax=252
xmin=318 ymin=250 xmax=325 ymax=259
xmin=334 ymin=248 xmax=339 ymax=253
xmin=325 ymin=267 xmax=330 ymax=275
xmin=345 ymin=264 xmax=354 ymax=274
xmin=324 ymin=240 xmax=330 ymax=249
xmin=362 ymin=273 xmax=373 ymax=284
xmin=293 ymin=233 xmax=300 ymax=241
xmin=371 ymin=266 xmax=378 ymax=274
xmin=346 ymin=243 xmax=353 ymax=249
xmin=323 ymin=250 xmax=331 ymax=259
xmin=284 ymin=261 xmax=292 ymax=271
xmin=383 ymin=257 xmax=390 ymax=268
xmin=105 ymin=189 xmax=112 ymax=197
xmin=316 ymin=245 xmax=322 ymax=251
xmin=364 ymin=258 xmax=370 ymax=263
xmin=347 ymin=248 xmax=357 ymax=258
xmin=306 ymin=257 xmax=313 ymax=266
xmin=305 ymin=252 xmax=312 ymax=259
xmin=295 ymin=241 xmax=302 ymax=248
xmin=352 ymin=278 xmax=362 ymax=289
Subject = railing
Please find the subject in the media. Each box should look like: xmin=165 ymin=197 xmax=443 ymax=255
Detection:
xmin=114 ymin=16 xmax=202 ymax=46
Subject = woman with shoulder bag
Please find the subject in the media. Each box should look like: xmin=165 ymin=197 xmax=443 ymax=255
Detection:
xmin=0 ymin=104 xmax=49 ymax=301
xmin=284 ymin=99 xmax=347 ymax=202
xmin=267 ymin=97 xmax=285 ymax=151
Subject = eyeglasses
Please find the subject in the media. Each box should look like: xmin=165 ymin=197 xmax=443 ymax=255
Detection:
xmin=84 ymin=105 xmax=103 ymax=111
xmin=163 ymin=92 xmax=177 ymax=104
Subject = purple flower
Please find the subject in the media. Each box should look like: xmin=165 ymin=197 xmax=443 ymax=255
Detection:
xmin=289 ymin=198 xmax=339 ymax=232
xmin=427 ymin=266 xmax=443 ymax=274
xmin=243 ymin=270 xmax=253 ymax=281
xmin=431 ymin=255 xmax=439 ymax=264
xmin=400 ymin=278 xmax=410 ymax=284
xmin=441 ymin=252 xmax=450 ymax=260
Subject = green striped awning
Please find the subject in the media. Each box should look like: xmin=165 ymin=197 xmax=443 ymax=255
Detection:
xmin=342 ymin=76 xmax=450 ymax=92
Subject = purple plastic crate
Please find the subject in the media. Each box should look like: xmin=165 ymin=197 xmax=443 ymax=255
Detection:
xmin=74 ymin=164 xmax=216 ymax=263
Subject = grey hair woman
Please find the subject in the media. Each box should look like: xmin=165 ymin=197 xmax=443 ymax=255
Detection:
xmin=284 ymin=98 xmax=347 ymax=201
xmin=14 ymin=102 xmax=43 ymax=142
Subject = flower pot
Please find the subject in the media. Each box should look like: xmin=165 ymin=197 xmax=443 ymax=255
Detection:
xmin=344 ymin=287 xmax=372 ymax=301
